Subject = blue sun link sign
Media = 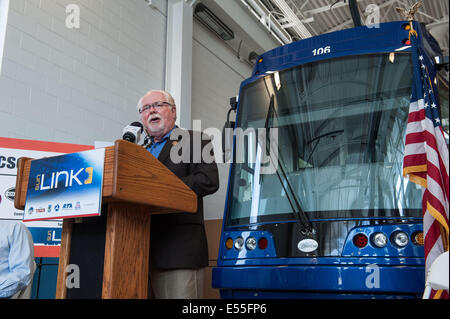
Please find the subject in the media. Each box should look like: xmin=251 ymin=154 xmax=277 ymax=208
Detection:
xmin=23 ymin=148 xmax=105 ymax=222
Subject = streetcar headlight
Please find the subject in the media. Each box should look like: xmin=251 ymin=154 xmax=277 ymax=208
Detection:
xmin=392 ymin=231 xmax=409 ymax=248
xmin=234 ymin=237 xmax=244 ymax=250
xmin=245 ymin=236 xmax=257 ymax=250
xmin=371 ymin=232 xmax=388 ymax=248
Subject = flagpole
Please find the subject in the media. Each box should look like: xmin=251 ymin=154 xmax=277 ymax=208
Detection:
xmin=400 ymin=0 xmax=449 ymax=299
xmin=440 ymin=225 xmax=449 ymax=252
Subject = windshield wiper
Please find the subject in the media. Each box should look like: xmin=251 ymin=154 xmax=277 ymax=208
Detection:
xmin=263 ymin=95 xmax=315 ymax=236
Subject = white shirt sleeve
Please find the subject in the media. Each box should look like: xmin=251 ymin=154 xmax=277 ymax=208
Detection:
xmin=0 ymin=222 xmax=35 ymax=298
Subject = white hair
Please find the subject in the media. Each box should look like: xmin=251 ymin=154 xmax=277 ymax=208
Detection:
xmin=136 ymin=90 xmax=176 ymax=111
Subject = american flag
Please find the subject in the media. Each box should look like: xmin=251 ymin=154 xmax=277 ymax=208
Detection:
xmin=402 ymin=30 xmax=449 ymax=298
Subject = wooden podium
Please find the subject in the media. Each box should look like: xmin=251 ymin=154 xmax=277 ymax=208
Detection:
xmin=14 ymin=140 xmax=197 ymax=299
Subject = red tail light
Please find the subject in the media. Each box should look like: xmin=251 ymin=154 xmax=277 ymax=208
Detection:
xmin=353 ymin=233 xmax=368 ymax=248
xmin=258 ymin=237 xmax=268 ymax=250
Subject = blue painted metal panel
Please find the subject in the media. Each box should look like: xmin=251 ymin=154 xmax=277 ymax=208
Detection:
xmin=251 ymin=22 xmax=412 ymax=77
xmin=220 ymin=224 xmax=424 ymax=262
xmin=213 ymin=264 xmax=424 ymax=295
xmin=218 ymin=256 xmax=423 ymax=267
xmin=220 ymin=231 xmax=277 ymax=259
xmin=220 ymin=290 xmax=418 ymax=299
xmin=342 ymin=223 xmax=424 ymax=257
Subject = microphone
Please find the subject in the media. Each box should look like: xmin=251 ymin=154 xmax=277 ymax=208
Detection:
xmin=122 ymin=122 xmax=143 ymax=143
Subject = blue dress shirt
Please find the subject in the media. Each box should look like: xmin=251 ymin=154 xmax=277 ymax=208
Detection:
xmin=0 ymin=221 xmax=36 ymax=298
xmin=146 ymin=127 xmax=176 ymax=159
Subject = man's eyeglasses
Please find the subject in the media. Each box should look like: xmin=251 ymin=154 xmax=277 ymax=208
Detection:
xmin=139 ymin=101 xmax=174 ymax=114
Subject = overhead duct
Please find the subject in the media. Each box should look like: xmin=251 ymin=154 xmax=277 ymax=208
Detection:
xmin=194 ymin=3 xmax=235 ymax=41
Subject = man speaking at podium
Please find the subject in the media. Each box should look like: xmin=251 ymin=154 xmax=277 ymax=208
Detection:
xmin=137 ymin=90 xmax=219 ymax=299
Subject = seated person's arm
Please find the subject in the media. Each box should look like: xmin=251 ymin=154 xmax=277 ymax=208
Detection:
xmin=0 ymin=223 xmax=35 ymax=298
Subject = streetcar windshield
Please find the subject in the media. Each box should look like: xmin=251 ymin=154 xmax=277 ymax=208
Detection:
xmin=226 ymin=53 xmax=423 ymax=226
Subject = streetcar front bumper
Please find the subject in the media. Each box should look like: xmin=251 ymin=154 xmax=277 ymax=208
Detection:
xmin=212 ymin=264 xmax=424 ymax=297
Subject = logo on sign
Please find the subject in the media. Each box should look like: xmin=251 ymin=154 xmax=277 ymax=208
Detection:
xmin=35 ymin=167 xmax=94 ymax=191
xmin=54 ymin=204 xmax=60 ymax=212
xmin=5 ymin=187 xmax=15 ymax=201
xmin=62 ymin=203 xmax=73 ymax=210
xmin=297 ymin=239 xmax=319 ymax=253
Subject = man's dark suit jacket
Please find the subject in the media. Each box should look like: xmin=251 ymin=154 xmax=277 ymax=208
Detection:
xmin=149 ymin=128 xmax=219 ymax=270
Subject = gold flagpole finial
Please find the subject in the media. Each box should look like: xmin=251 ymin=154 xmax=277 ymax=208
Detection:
xmin=396 ymin=1 xmax=422 ymax=39
xmin=395 ymin=1 xmax=423 ymax=22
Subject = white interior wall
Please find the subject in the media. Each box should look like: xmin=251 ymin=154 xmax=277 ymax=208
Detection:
xmin=0 ymin=0 xmax=166 ymax=144
xmin=0 ymin=0 xmax=9 ymax=75
xmin=192 ymin=20 xmax=252 ymax=220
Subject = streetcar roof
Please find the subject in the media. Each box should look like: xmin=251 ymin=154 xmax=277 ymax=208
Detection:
xmin=245 ymin=21 xmax=443 ymax=87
